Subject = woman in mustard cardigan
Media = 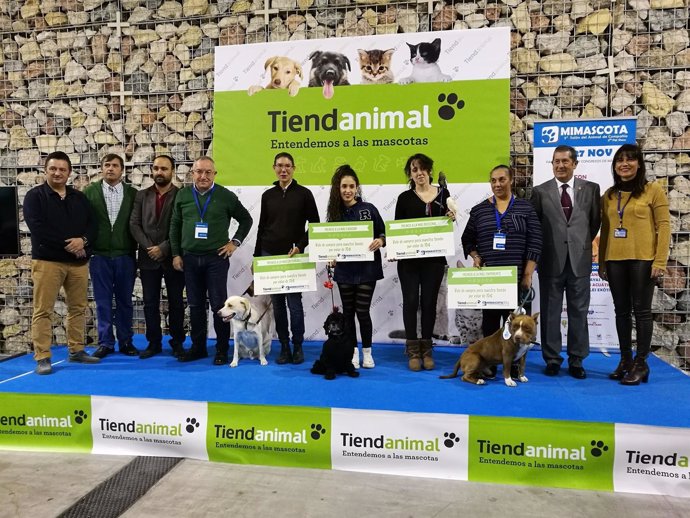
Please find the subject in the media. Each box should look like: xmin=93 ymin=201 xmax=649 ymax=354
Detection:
xmin=598 ymin=144 xmax=670 ymax=385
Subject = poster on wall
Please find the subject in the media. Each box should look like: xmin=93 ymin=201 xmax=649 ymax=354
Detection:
xmin=213 ymin=28 xmax=510 ymax=343
xmin=532 ymin=117 xmax=637 ymax=350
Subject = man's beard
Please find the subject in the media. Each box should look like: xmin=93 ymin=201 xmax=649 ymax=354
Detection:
xmin=154 ymin=175 xmax=171 ymax=186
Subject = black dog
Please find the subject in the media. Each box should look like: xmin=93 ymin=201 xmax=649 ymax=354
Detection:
xmin=308 ymin=51 xmax=350 ymax=99
xmin=311 ymin=311 xmax=359 ymax=380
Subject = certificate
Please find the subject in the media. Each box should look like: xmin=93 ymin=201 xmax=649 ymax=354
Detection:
xmin=253 ymin=254 xmax=317 ymax=295
xmin=447 ymin=266 xmax=517 ymax=309
xmin=308 ymin=221 xmax=374 ymax=262
xmin=385 ymin=217 xmax=455 ymax=260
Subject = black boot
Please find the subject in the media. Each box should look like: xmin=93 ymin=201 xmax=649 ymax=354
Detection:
xmin=609 ymin=353 xmax=633 ymax=380
xmin=214 ymin=343 xmax=229 ymax=366
xmin=276 ymin=341 xmax=292 ymax=365
xmin=178 ymin=344 xmax=208 ymax=362
xmin=169 ymin=341 xmax=185 ymax=359
xmin=621 ymin=356 xmax=649 ymax=385
xmin=292 ymin=342 xmax=304 ymax=364
xmin=139 ymin=342 xmax=162 ymax=359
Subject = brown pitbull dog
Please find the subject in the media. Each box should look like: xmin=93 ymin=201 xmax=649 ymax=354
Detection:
xmin=440 ymin=313 xmax=539 ymax=387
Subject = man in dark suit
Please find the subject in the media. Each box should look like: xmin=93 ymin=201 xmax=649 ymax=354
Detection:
xmin=531 ymin=145 xmax=601 ymax=379
xmin=130 ymin=155 xmax=186 ymax=359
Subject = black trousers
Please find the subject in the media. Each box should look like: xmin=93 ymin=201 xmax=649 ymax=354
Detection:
xmin=337 ymin=282 xmax=376 ymax=348
xmin=140 ymin=267 xmax=186 ymax=347
xmin=397 ymin=259 xmax=445 ymax=340
xmin=606 ymin=260 xmax=654 ymax=359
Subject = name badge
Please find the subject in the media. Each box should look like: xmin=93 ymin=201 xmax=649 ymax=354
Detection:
xmin=493 ymin=232 xmax=506 ymax=250
xmin=614 ymin=228 xmax=627 ymax=239
xmin=195 ymin=222 xmax=208 ymax=239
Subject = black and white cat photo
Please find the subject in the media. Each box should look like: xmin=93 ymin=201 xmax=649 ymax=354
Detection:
xmin=399 ymin=38 xmax=452 ymax=84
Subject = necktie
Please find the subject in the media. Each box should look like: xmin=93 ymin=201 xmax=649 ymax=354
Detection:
xmin=561 ymin=184 xmax=572 ymax=221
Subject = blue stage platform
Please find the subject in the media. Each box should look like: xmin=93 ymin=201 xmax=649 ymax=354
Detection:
xmin=1 ymin=336 xmax=689 ymax=428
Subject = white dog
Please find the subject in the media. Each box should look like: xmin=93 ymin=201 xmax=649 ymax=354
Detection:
xmin=217 ymin=295 xmax=272 ymax=367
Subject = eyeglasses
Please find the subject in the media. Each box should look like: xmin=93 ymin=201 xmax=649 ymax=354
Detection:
xmin=274 ymin=164 xmax=294 ymax=170
xmin=193 ymin=169 xmax=215 ymax=177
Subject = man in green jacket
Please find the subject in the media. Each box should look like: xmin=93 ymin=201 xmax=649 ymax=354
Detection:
xmin=170 ymin=156 xmax=253 ymax=364
xmin=84 ymin=154 xmax=139 ymax=359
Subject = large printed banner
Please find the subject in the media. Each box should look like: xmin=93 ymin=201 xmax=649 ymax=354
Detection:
xmin=1 ymin=392 xmax=690 ymax=497
xmin=532 ymin=118 xmax=637 ymax=350
xmin=213 ymin=28 xmax=510 ymax=185
xmin=213 ymin=29 xmax=511 ymax=344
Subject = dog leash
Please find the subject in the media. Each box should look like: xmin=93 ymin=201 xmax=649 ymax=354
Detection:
xmin=502 ymin=287 xmax=536 ymax=340
xmin=241 ymin=281 xmax=273 ymax=324
xmin=324 ymin=264 xmax=339 ymax=312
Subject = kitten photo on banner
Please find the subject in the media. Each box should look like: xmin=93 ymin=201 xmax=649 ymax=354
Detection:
xmin=400 ymin=38 xmax=452 ymax=84
xmin=357 ymin=49 xmax=395 ymax=84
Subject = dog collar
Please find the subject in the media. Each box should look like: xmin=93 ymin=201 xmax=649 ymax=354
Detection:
xmin=242 ymin=307 xmax=252 ymax=323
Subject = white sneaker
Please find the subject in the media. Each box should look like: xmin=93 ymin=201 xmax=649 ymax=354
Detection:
xmin=362 ymin=348 xmax=375 ymax=368
xmin=352 ymin=348 xmax=360 ymax=369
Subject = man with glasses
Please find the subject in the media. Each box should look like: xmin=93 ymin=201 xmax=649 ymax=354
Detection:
xmin=170 ymin=156 xmax=252 ymax=364
xmin=254 ymin=152 xmax=320 ymax=365
xmin=84 ymin=153 xmax=139 ymax=359
xmin=129 ymin=155 xmax=186 ymax=359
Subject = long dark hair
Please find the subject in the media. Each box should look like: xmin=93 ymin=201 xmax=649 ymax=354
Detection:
xmin=404 ymin=153 xmax=434 ymax=189
xmin=327 ymin=165 xmax=360 ymax=222
xmin=606 ymin=143 xmax=647 ymax=199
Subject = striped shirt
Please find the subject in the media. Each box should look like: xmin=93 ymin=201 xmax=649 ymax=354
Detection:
xmin=461 ymin=197 xmax=542 ymax=278
xmin=102 ymin=181 xmax=124 ymax=228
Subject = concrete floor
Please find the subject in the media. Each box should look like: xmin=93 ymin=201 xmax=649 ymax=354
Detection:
xmin=2 ymin=451 xmax=690 ymax=518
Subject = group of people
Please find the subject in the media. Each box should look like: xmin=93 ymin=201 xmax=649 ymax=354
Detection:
xmin=26 ymin=143 xmax=670 ymax=386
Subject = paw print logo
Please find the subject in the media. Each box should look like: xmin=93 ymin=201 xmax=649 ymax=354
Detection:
xmin=541 ymin=125 xmax=559 ymax=144
xmin=443 ymin=432 xmax=460 ymax=448
xmin=186 ymin=417 xmax=200 ymax=434
xmin=590 ymin=440 xmax=609 ymax=457
xmin=310 ymin=423 xmax=326 ymax=440
xmin=74 ymin=410 xmax=88 ymax=424
xmin=437 ymin=93 xmax=465 ymax=121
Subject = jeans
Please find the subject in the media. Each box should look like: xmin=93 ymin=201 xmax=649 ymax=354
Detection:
xmin=606 ymin=260 xmax=654 ymax=359
xmin=90 ymin=254 xmax=136 ymax=348
xmin=140 ymin=267 xmax=186 ymax=346
xmin=183 ymin=253 xmax=230 ymax=351
xmin=271 ymin=293 xmax=305 ymax=345
xmin=397 ymin=259 xmax=445 ymax=340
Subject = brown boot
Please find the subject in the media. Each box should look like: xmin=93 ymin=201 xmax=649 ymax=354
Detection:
xmin=609 ymin=354 xmax=633 ymax=380
xmin=405 ymin=340 xmax=422 ymax=371
xmin=620 ymin=356 xmax=649 ymax=386
xmin=420 ymin=339 xmax=435 ymax=370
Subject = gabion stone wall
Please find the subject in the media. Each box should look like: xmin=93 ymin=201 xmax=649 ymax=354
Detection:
xmin=0 ymin=1 xmax=688 ymax=370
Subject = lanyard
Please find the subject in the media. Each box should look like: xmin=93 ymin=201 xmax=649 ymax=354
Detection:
xmin=493 ymin=194 xmax=514 ymax=232
xmin=192 ymin=185 xmax=215 ymax=221
xmin=616 ymin=190 xmax=632 ymax=228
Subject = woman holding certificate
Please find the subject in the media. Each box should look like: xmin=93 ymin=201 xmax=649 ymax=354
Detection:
xmin=394 ymin=153 xmax=456 ymax=371
xmin=326 ymin=165 xmax=386 ymax=369
xmin=461 ymin=165 xmax=542 ymax=338
xmin=598 ymin=144 xmax=670 ymax=385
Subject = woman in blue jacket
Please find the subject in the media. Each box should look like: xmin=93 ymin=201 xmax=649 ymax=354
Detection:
xmin=326 ymin=165 xmax=386 ymax=369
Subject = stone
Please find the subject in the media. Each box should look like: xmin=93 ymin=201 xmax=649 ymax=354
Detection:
xmin=432 ymin=5 xmax=456 ymax=31
xmin=567 ymin=35 xmax=600 ymax=58
xmin=159 ymin=1 xmax=183 ymax=18
xmin=638 ymin=47 xmax=674 ymax=69
xmin=676 ymin=91 xmax=690 ymax=112
xmin=190 ymin=53 xmax=213 ymax=73
xmin=36 ymin=135 xmax=57 ymax=153
xmin=663 ymin=29 xmax=689 ymax=54
xmin=576 ymin=9 xmax=610 ymax=35
xmin=650 ymin=0 xmax=684 ymax=9
xmin=652 ymin=287 xmax=677 ymax=310
xmin=511 ymin=3 xmax=530 ymax=33
xmin=396 ymin=8 xmax=418 ymax=33
xmin=180 ymin=25 xmax=203 ymax=47
xmin=17 ymin=149 xmax=40 ymax=167
xmin=667 ymin=111 xmax=689 ymax=137
xmin=674 ymin=129 xmax=690 ymax=151
xmin=530 ymin=97 xmax=556 ymax=117
xmin=642 ymin=81 xmax=675 ymax=118
xmin=535 ymin=31 xmax=569 ymax=54
xmin=656 ymin=157 xmax=678 ymax=177
xmin=670 ymin=238 xmax=690 ymax=265
xmin=511 ymin=48 xmax=540 ymax=74
xmin=19 ymin=41 xmax=41 ymax=62
xmin=670 ymin=188 xmax=690 ymax=212
xmin=643 ymin=126 xmax=673 ymax=150
xmin=45 ymin=12 xmax=68 ymax=27
xmin=183 ymin=0 xmax=209 ymax=16
xmin=180 ymin=92 xmax=209 ymax=112
xmin=539 ymin=53 xmax=577 ymax=73
xmin=611 ymin=89 xmax=636 ymax=113
xmin=537 ymin=76 xmax=561 ymax=95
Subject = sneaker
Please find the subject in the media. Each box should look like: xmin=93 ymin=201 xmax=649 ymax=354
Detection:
xmin=35 ymin=358 xmax=52 ymax=375
xmin=352 ymin=348 xmax=360 ymax=369
xmin=92 ymin=346 xmax=113 ymax=359
xmin=69 ymin=350 xmax=101 ymax=364
xmin=361 ymin=348 xmax=375 ymax=369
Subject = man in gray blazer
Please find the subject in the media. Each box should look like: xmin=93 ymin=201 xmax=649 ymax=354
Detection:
xmin=531 ymin=145 xmax=601 ymax=379
xmin=130 ymin=155 xmax=186 ymax=359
